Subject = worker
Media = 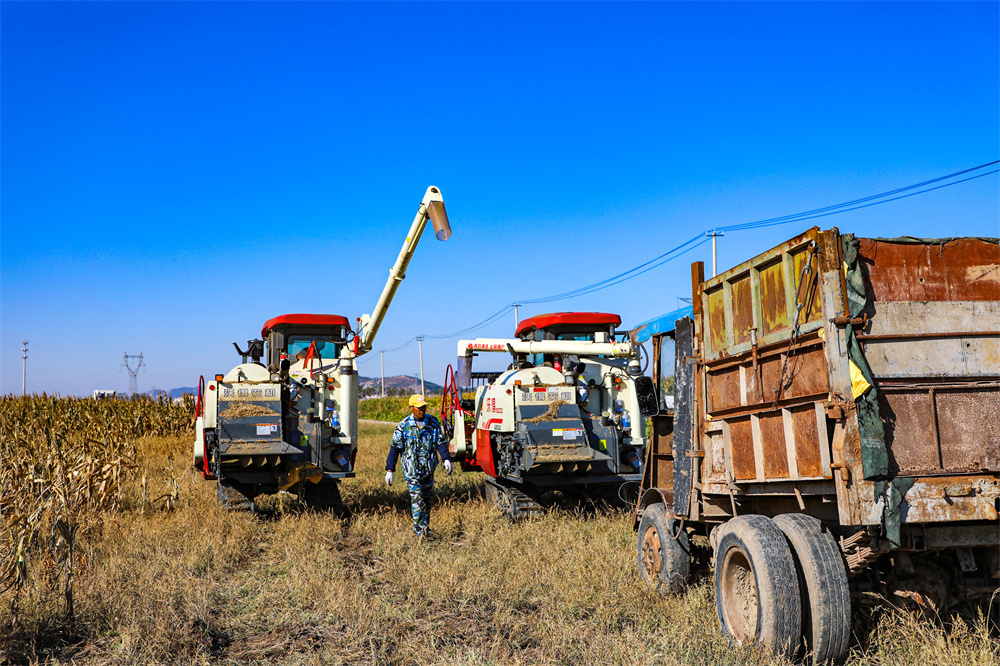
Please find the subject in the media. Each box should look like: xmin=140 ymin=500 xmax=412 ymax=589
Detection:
xmin=384 ymin=394 xmax=452 ymax=537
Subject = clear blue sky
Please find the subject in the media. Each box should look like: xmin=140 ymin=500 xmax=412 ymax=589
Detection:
xmin=2 ymin=1 xmax=998 ymax=396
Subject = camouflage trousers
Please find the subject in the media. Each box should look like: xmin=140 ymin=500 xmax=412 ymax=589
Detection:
xmin=405 ymin=475 xmax=435 ymax=536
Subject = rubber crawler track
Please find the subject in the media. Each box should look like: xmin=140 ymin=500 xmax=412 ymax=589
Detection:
xmin=486 ymin=479 xmax=544 ymax=521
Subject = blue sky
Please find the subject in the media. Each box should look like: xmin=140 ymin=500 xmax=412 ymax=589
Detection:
xmin=2 ymin=1 xmax=998 ymax=396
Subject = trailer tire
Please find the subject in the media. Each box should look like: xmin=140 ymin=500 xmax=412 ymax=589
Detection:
xmin=217 ymin=483 xmax=254 ymax=512
xmin=774 ymin=513 xmax=851 ymax=663
xmin=714 ymin=515 xmax=801 ymax=658
xmin=636 ymin=502 xmax=689 ymax=594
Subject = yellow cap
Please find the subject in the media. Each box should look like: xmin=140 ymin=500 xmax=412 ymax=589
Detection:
xmin=408 ymin=394 xmax=428 ymax=408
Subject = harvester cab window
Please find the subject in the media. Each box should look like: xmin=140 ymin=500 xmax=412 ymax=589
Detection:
xmin=555 ymin=333 xmax=593 ymax=342
xmin=287 ymin=335 xmax=342 ymax=360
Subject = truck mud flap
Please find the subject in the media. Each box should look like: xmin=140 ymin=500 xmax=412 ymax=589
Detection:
xmin=672 ymin=316 xmax=695 ymax=517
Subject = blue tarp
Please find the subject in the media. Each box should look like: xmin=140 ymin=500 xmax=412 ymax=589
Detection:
xmin=628 ymin=306 xmax=694 ymax=343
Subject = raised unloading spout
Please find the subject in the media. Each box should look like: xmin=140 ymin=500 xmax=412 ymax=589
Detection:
xmin=355 ymin=186 xmax=451 ymax=355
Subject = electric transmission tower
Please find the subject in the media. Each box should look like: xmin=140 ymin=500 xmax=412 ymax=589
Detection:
xmin=122 ymin=352 xmax=145 ymax=396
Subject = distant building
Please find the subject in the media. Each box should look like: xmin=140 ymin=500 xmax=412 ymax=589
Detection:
xmin=92 ymin=390 xmax=117 ymax=399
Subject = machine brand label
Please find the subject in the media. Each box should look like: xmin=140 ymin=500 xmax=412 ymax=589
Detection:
xmin=485 ymin=397 xmax=503 ymax=414
xmin=222 ymin=386 xmax=278 ymax=399
xmin=518 ymin=387 xmax=575 ymax=404
xmin=468 ymin=343 xmax=507 ymax=351
xmin=256 ymin=424 xmax=278 ymax=436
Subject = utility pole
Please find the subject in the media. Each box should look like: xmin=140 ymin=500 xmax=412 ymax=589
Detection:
xmin=512 ymin=302 xmax=521 ymax=327
xmin=122 ymin=352 xmax=146 ymax=396
xmin=21 ymin=341 xmax=28 ymax=396
xmin=380 ymin=351 xmax=385 ymax=398
xmin=707 ymin=229 xmax=724 ymax=277
xmin=416 ymin=336 xmax=425 ymax=396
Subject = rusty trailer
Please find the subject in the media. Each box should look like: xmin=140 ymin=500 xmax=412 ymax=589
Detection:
xmin=633 ymin=227 xmax=999 ymax=661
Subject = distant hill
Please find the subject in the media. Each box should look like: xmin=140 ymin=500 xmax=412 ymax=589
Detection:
xmin=359 ymin=375 xmax=441 ymax=395
xmin=144 ymin=387 xmax=195 ymax=400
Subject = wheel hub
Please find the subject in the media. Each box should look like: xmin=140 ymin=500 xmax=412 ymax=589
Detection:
xmin=720 ymin=547 xmax=758 ymax=645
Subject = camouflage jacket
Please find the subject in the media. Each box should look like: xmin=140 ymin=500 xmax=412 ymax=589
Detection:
xmin=386 ymin=413 xmax=450 ymax=479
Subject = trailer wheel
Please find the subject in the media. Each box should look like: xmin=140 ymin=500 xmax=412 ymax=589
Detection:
xmin=636 ymin=502 xmax=690 ymax=594
xmin=774 ymin=514 xmax=851 ymax=663
xmin=714 ymin=515 xmax=801 ymax=658
xmin=217 ymin=483 xmax=254 ymax=512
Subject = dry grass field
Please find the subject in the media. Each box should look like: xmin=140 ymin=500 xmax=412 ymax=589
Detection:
xmin=2 ymin=397 xmax=997 ymax=665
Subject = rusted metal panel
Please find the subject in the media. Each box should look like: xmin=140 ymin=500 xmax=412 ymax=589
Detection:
xmin=785 ymin=343 xmax=831 ymax=398
xmin=732 ymin=273 xmax=754 ymax=345
xmin=860 ymin=300 xmax=1000 ymax=378
xmin=791 ymin=405 xmax=825 ymax=478
xmin=707 ymin=286 xmax=728 ymax=354
xmin=791 ymin=244 xmax=823 ymax=324
xmin=901 ymin=476 xmax=1000 ymax=523
xmin=936 ymin=388 xmax=1000 ymax=471
xmin=881 ymin=391 xmax=940 ymax=474
xmin=759 ymin=258 xmax=790 ymax=337
xmin=879 ymin=383 xmax=1000 ymax=475
xmin=707 ymin=366 xmax=742 ymax=412
xmin=759 ymin=411 xmax=789 ymax=478
xmin=864 ymin=336 xmax=1000 ymax=378
xmin=729 ymin=416 xmax=756 ymax=480
xmin=858 ymin=237 xmax=1000 ymax=303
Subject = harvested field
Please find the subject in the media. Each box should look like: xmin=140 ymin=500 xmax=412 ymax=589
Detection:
xmin=1 ymin=397 xmax=997 ymax=665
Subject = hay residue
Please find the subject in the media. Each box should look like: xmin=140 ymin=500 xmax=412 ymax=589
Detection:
xmin=523 ymin=400 xmax=567 ymax=423
xmin=221 ymin=403 xmax=279 ymax=419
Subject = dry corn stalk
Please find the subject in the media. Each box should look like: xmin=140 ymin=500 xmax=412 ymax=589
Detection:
xmin=0 ymin=394 xmax=193 ymax=621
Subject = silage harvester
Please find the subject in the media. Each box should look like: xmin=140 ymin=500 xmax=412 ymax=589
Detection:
xmin=440 ymin=312 xmax=659 ymax=519
xmin=192 ymin=186 xmax=452 ymax=511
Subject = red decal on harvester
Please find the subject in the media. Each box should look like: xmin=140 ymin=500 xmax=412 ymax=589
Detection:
xmin=485 ymin=418 xmax=503 ymax=430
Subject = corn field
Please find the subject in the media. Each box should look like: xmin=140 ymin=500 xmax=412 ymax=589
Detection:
xmin=0 ymin=395 xmax=194 ymax=623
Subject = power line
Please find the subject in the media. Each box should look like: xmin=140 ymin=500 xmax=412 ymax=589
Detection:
xmin=719 ymin=167 xmax=999 ymax=233
xmin=363 ymin=160 xmax=998 ymax=352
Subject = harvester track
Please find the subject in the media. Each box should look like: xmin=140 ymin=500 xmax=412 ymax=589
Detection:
xmin=485 ymin=479 xmax=543 ymax=521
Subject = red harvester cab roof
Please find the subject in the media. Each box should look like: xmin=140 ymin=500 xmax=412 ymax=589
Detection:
xmin=261 ymin=314 xmax=351 ymax=339
xmin=515 ymin=312 xmax=621 ymax=338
